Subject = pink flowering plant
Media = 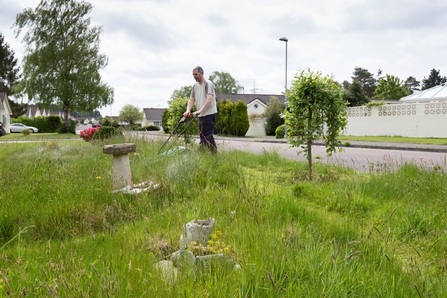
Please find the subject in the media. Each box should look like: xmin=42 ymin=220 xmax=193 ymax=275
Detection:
xmin=80 ymin=127 xmax=99 ymax=142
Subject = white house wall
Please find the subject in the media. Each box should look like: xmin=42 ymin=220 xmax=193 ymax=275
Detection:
xmin=345 ymin=102 xmax=447 ymax=138
xmin=246 ymin=99 xmax=266 ymax=137
xmin=246 ymin=118 xmax=266 ymax=136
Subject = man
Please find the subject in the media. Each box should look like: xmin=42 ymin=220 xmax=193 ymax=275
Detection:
xmin=184 ymin=66 xmax=217 ymax=151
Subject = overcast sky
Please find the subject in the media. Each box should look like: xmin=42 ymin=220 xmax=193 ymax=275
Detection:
xmin=1 ymin=0 xmax=447 ymax=116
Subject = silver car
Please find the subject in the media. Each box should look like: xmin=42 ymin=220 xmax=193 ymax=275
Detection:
xmin=10 ymin=123 xmax=39 ymax=133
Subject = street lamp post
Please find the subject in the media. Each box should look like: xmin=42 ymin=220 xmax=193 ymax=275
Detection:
xmin=279 ymin=37 xmax=288 ymax=137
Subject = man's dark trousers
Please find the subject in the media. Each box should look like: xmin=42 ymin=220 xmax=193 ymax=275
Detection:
xmin=199 ymin=113 xmax=217 ymax=151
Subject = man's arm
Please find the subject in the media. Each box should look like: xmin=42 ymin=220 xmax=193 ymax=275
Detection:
xmin=194 ymin=94 xmax=213 ymax=116
xmin=184 ymin=97 xmax=195 ymax=117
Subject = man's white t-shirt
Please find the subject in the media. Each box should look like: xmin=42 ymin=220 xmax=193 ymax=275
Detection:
xmin=191 ymin=80 xmax=217 ymax=117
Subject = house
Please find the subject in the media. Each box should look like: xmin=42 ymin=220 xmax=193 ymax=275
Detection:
xmin=0 ymin=92 xmax=12 ymax=134
xmin=25 ymin=105 xmax=70 ymax=118
xmin=26 ymin=105 xmax=47 ymax=117
xmin=216 ymin=94 xmax=285 ymax=136
xmin=142 ymin=108 xmax=166 ymax=128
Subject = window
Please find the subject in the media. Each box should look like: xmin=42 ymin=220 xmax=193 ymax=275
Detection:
xmin=254 ymin=104 xmax=258 ymax=109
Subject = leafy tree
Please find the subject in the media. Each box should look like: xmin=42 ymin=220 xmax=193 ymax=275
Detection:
xmin=374 ymin=74 xmax=410 ymax=100
xmin=376 ymin=69 xmax=384 ymax=81
xmin=343 ymin=80 xmax=369 ymax=107
xmin=170 ymin=85 xmax=192 ymax=103
xmin=166 ymin=97 xmax=197 ymax=138
xmin=285 ymin=69 xmax=347 ymax=180
xmin=0 ymin=32 xmax=20 ymax=95
xmin=13 ymin=0 xmax=114 ymax=131
xmin=208 ymin=71 xmax=244 ymax=94
xmin=421 ymin=69 xmax=446 ymax=90
xmin=404 ymin=76 xmax=420 ymax=94
xmin=0 ymin=32 xmax=27 ymax=117
xmin=119 ymin=104 xmax=143 ymax=127
xmin=263 ymin=96 xmax=284 ymax=136
xmin=351 ymin=67 xmax=377 ymax=98
xmin=342 ymin=80 xmax=351 ymax=91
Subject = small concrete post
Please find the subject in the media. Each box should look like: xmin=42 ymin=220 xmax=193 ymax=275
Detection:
xmin=103 ymin=143 xmax=137 ymax=190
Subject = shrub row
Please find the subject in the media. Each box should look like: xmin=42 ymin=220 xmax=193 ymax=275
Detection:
xmin=12 ymin=115 xmax=77 ymax=134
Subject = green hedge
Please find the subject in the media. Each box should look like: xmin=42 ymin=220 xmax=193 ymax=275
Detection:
xmin=12 ymin=115 xmax=64 ymax=133
xmin=92 ymin=126 xmax=122 ymax=140
xmin=139 ymin=125 xmax=160 ymax=131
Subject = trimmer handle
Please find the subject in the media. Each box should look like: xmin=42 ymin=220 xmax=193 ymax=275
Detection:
xmin=180 ymin=113 xmax=192 ymax=123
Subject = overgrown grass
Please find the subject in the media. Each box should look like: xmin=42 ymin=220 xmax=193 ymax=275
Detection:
xmin=0 ymin=132 xmax=80 ymax=141
xmin=0 ymin=135 xmax=446 ymax=297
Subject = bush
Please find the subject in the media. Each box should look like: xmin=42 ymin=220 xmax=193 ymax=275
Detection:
xmin=230 ymin=100 xmax=249 ymax=136
xmin=101 ymin=117 xmax=120 ymax=128
xmin=264 ymin=96 xmax=285 ymax=136
xmin=80 ymin=127 xmax=99 ymax=141
xmin=92 ymin=126 xmax=122 ymax=140
xmin=58 ymin=119 xmax=76 ymax=134
xmin=139 ymin=125 xmax=160 ymax=131
xmin=162 ymin=109 xmax=171 ymax=133
xmin=215 ymin=99 xmax=233 ymax=135
xmin=275 ymin=124 xmax=285 ymax=139
xmin=101 ymin=116 xmax=113 ymax=126
xmin=47 ymin=115 xmax=63 ymax=132
xmin=68 ymin=119 xmax=76 ymax=134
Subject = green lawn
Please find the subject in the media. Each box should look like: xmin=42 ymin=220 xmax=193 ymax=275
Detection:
xmin=0 ymin=135 xmax=446 ymax=296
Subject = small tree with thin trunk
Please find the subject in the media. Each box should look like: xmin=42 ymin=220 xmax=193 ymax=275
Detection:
xmin=285 ymin=69 xmax=347 ymax=180
xmin=119 ymin=104 xmax=143 ymax=128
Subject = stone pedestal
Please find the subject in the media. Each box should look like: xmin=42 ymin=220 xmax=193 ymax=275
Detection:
xmin=103 ymin=143 xmax=137 ymax=190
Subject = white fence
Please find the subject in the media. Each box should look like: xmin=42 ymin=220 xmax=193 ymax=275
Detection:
xmin=345 ymin=102 xmax=447 ymax=138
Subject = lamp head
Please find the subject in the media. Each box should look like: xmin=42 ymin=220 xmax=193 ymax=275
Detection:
xmin=279 ymin=37 xmax=288 ymax=42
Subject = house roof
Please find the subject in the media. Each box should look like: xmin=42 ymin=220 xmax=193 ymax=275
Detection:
xmin=400 ymin=84 xmax=447 ymax=103
xmin=0 ymin=92 xmax=12 ymax=115
xmin=216 ymin=94 xmax=285 ymax=106
xmin=143 ymin=108 xmax=166 ymax=120
xmin=0 ymin=92 xmax=7 ymax=107
xmin=0 ymin=93 xmax=4 ymax=110
xmin=27 ymin=105 xmax=39 ymax=116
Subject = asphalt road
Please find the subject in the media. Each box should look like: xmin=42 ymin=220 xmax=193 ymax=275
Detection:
xmin=214 ymin=138 xmax=447 ymax=172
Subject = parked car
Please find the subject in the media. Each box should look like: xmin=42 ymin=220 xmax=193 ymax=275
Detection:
xmin=10 ymin=123 xmax=39 ymax=133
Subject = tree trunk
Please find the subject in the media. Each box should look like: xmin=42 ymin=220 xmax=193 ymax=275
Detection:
xmin=63 ymin=104 xmax=70 ymax=130
xmin=307 ymin=108 xmax=313 ymax=181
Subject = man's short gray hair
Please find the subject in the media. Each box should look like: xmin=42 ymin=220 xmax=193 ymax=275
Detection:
xmin=193 ymin=66 xmax=204 ymax=74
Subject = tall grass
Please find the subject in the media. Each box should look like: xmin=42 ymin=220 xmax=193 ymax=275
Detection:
xmin=0 ymin=135 xmax=446 ymax=297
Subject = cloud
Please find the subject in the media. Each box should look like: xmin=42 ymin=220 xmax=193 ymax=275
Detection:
xmin=2 ymin=0 xmax=447 ymax=116
xmin=342 ymin=0 xmax=447 ymax=31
